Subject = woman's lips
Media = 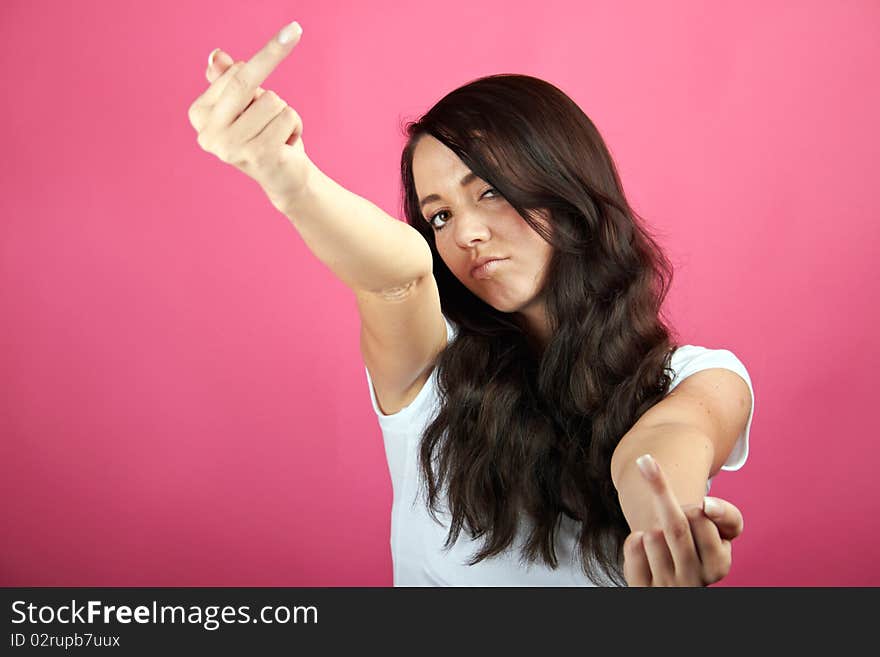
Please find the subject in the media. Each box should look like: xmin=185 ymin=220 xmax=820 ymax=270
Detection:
xmin=471 ymin=258 xmax=508 ymax=279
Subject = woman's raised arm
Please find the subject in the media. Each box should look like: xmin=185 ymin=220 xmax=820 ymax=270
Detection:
xmin=188 ymin=22 xmax=445 ymax=413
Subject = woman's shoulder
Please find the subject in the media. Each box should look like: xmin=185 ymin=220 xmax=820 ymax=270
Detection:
xmin=667 ymin=343 xmax=752 ymax=391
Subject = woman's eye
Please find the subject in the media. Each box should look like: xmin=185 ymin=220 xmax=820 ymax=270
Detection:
xmin=428 ymin=210 xmax=449 ymax=230
xmin=427 ymin=188 xmax=498 ymax=232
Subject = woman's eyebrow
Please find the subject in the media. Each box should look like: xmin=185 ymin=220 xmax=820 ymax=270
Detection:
xmin=419 ymin=172 xmax=480 ymax=209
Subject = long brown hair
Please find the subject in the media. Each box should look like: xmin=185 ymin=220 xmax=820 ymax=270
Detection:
xmin=399 ymin=74 xmax=678 ymax=586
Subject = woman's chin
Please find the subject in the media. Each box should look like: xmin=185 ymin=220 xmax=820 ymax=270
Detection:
xmin=464 ymin=282 xmax=526 ymax=313
xmin=482 ymin=296 xmax=522 ymax=314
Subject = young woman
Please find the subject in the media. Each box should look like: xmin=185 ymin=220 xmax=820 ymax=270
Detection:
xmin=189 ymin=21 xmax=754 ymax=587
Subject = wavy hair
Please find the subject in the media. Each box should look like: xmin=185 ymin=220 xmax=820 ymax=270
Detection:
xmin=399 ymin=74 xmax=678 ymax=586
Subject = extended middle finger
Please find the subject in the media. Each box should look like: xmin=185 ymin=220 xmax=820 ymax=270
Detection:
xmin=212 ymin=21 xmax=303 ymax=127
xmin=636 ymin=454 xmax=700 ymax=575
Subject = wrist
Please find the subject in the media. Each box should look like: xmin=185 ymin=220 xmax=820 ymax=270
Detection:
xmin=268 ymin=154 xmax=319 ymax=218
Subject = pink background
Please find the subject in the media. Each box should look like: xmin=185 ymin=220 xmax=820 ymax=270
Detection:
xmin=2 ymin=0 xmax=878 ymax=586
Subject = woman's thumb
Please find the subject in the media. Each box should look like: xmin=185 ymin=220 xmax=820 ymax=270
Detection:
xmin=207 ymin=48 xmax=234 ymax=78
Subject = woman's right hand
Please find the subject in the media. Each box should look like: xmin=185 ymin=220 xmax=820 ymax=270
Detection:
xmin=187 ymin=21 xmax=312 ymax=213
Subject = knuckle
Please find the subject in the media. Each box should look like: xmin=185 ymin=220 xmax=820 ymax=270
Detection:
xmin=627 ymin=531 xmax=647 ymax=551
xmin=268 ymin=93 xmax=287 ymax=112
xmin=229 ymin=68 xmax=250 ymax=92
xmin=188 ymin=102 xmax=209 ymax=129
xmin=228 ymin=78 xmax=247 ymax=95
xmin=195 ymin=131 xmax=211 ymax=152
xmin=668 ymin=519 xmax=690 ymax=542
xmin=213 ymin=141 xmax=238 ymax=165
xmin=624 ymin=533 xmax=639 ymax=551
xmin=281 ymin=107 xmax=298 ymax=127
xmin=705 ymin=544 xmax=731 ymax=579
xmin=284 ymin=107 xmax=302 ymax=136
xmin=706 ymin=559 xmax=730 ymax=582
xmin=685 ymin=507 xmax=703 ymax=522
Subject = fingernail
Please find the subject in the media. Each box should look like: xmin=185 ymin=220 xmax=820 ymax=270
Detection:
xmin=636 ymin=454 xmax=658 ymax=480
xmin=703 ymin=496 xmax=722 ymax=518
xmin=278 ymin=20 xmax=302 ymax=44
xmin=208 ymin=47 xmax=221 ymax=68
xmin=214 ymin=50 xmax=232 ymax=68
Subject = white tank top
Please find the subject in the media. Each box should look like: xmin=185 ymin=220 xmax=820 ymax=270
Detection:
xmin=364 ymin=317 xmax=754 ymax=586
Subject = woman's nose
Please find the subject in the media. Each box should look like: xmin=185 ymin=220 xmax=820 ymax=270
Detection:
xmin=452 ymin=210 xmax=491 ymax=247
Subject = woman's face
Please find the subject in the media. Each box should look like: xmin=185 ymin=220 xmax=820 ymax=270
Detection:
xmin=412 ymin=135 xmax=554 ymax=319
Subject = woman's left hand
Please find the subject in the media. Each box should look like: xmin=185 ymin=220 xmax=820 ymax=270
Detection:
xmin=622 ymin=454 xmax=744 ymax=587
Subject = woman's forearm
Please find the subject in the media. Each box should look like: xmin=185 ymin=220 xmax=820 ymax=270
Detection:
xmin=276 ymin=156 xmax=434 ymax=293
xmin=612 ymin=423 xmax=713 ymax=533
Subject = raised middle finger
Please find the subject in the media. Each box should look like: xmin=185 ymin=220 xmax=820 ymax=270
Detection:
xmin=212 ymin=21 xmax=303 ymax=127
xmin=636 ymin=454 xmax=701 ymax=577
